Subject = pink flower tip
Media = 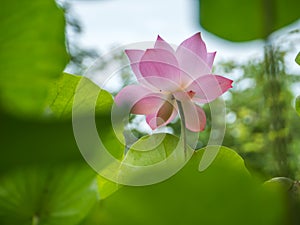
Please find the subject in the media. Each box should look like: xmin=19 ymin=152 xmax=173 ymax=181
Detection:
xmin=157 ymin=35 xmax=163 ymax=41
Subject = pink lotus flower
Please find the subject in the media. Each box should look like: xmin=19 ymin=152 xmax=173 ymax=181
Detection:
xmin=115 ymin=33 xmax=232 ymax=132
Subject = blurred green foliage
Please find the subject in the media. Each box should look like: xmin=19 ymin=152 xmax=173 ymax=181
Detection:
xmin=198 ymin=0 xmax=300 ymax=180
xmin=296 ymin=52 xmax=300 ymax=65
xmin=97 ymin=147 xmax=285 ymax=225
xmin=0 ymin=0 xmax=68 ymax=117
xmin=0 ymin=1 xmax=111 ymax=224
xmin=212 ymin=39 xmax=300 ymax=180
xmin=0 ymin=0 xmax=298 ymax=224
xmin=296 ymin=96 xmax=300 ymax=116
xmin=199 ymin=0 xmax=300 ymax=41
xmin=0 ymin=165 xmax=98 ymax=225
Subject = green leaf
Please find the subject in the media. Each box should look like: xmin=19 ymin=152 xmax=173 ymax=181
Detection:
xmin=99 ymin=147 xmax=285 ymax=225
xmin=264 ymin=177 xmax=294 ymax=191
xmin=124 ymin=133 xmax=178 ymax=166
xmin=0 ymin=0 xmax=68 ymax=116
xmin=48 ymin=73 xmax=113 ymax=118
xmin=0 ymin=111 xmax=84 ymax=174
xmin=48 ymin=73 xmax=124 ymax=160
xmin=296 ymin=95 xmax=300 ymax=116
xmin=199 ymin=0 xmax=300 ymax=41
xmin=78 ymin=202 xmax=107 ymax=225
xmin=48 ymin=73 xmax=81 ymax=118
xmin=97 ymin=176 xmax=120 ymax=200
xmin=0 ymin=165 xmax=98 ymax=225
xmin=0 ymin=74 xmax=123 ymax=174
xmin=96 ymin=134 xmax=178 ymax=199
xmin=296 ymin=52 xmax=300 ymax=66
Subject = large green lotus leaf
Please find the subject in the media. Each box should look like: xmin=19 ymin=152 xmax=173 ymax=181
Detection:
xmin=0 ymin=73 xmax=122 ymax=224
xmin=99 ymin=146 xmax=285 ymax=225
xmin=48 ymin=73 xmax=124 ymax=161
xmin=0 ymin=0 xmax=68 ymax=116
xmin=199 ymin=0 xmax=300 ymax=41
xmin=0 ymin=110 xmax=84 ymax=174
xmin=96 ymin=134 xmax=179 ymax=201
xmin=123 ymin=133 xmax=178 ymax=166
xmin=0 ymin=165 xmax=98 ymax=225
xmin=78 ymin=202 xmax=107 ymax=225
xmin=48 ymin=73 xmax=113 ymax=118
xmin=47 ymin=73 xmax=82 ymax=118
xmin=0 ymin=73 xmax=123 ymax=174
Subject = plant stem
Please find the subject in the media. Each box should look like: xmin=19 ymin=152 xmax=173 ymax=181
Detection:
xmin=32 ymin=215 xmax=39 ymax=225
xmin=176 ymin=100 xmax=187 ymax=158
xmin=263 ymin=42 xmax=291 ymax=177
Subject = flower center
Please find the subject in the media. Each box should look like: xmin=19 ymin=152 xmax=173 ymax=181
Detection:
xmin=187 ymin=90 xmax=195 ymax=99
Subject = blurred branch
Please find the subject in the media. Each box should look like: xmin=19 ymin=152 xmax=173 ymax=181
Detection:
xmin=263 ymin=43 xmax=291 ymax=177
xmin=59 ymin=1 xmax=99 ymax=74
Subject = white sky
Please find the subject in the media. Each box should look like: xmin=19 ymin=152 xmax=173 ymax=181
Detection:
xmin=69 ymin=0 xmax=268 ymax=62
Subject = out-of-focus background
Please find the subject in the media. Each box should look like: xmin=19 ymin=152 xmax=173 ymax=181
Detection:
xmin=0 ymin=0 xmax=300 ymax=224
xmin=64 ymin=0 xmax=300 ymax=178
